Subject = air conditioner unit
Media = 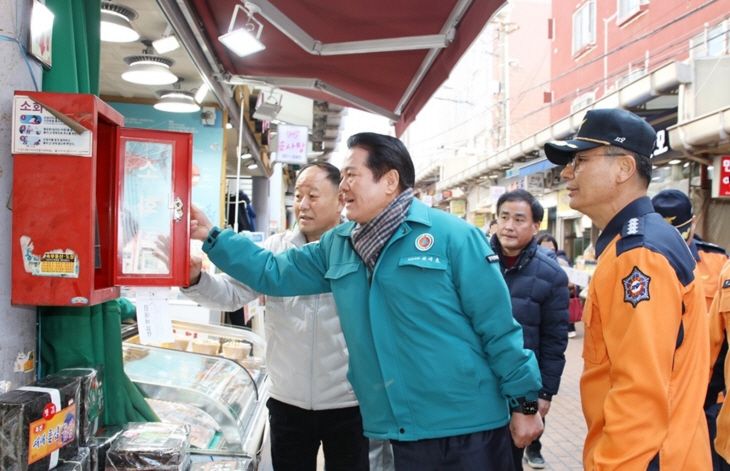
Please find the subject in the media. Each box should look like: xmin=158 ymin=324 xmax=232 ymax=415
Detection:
xmin=544 ymin=168 xmax=561 ymax=189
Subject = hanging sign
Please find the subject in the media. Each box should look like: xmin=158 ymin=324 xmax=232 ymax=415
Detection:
xmin=11 ymin=96 xmax=92 ymax=156
xmin=275 ymin=124 xmax=308 ymax=165
xmin=713 ymin=155 xmax=730 ymax=198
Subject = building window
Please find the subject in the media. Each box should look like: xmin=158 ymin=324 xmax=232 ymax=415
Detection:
xmin=572 ymin=2 xmax=596 ymax=56
xmin=617 ymin=0 xmax=649 ymax=25
xmin=689 ymin=21 xmax=729 ymax=58
xmin=571 ymin=92 xmax=595 ymax=114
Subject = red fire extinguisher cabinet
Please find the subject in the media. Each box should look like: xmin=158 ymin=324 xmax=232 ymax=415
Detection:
xmin=11 ymin=91 xmax=192 ymax=307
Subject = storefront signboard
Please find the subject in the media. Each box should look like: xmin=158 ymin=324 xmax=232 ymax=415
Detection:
xmin=275 ymin=124 xmax=308 ymax=165
xmin=713 ymin=155 xmax=730 ymax=198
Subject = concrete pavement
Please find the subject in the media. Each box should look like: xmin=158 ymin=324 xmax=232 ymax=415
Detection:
xmin=529 ymin=322 xmax=586 ymax=470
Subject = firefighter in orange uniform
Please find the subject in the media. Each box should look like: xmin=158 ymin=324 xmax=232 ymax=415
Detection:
xmin=544 ymin=108 xmax=711 ymax=470
xmin=652 ymin=189 xmax=728 ymax=311
xmin=652 ymin=189 xmax=729 ymax=471
xmin=710 ymin=259 xmax=730 ymax=469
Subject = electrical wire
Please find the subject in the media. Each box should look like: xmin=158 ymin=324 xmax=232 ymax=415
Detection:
xmin=418 ymin=0 xmax=722 ymax=146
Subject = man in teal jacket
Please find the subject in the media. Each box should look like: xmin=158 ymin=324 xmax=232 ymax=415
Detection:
xmin=191 ymin=133 xmax=542 ymax=470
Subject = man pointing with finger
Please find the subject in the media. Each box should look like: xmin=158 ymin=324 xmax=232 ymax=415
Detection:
xmin=190 ymin=133 xmax=543 ymax=470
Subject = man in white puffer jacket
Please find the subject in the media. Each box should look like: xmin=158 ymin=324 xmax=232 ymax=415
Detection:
xmin=182 ymin=162 xmax=379 ymax=470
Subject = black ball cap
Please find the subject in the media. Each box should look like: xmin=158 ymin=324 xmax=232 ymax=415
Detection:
xmin=544 ymin=108 xmax=658 ymax=166
xmin=651 ymin=189 xmax=694 ymax=240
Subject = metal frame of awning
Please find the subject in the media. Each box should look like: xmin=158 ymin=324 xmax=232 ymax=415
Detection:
xmin=224 ymin=0 xmax=476 ymax=123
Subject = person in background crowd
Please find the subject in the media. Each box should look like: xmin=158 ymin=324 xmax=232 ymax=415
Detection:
xmin=652 ymin=188 xmax=729 ymax=471
xmin=489 ymin=218 xmax=499 ymax=237
xmin=544 ymin=108 xmax=711 ymax=469
xmin=182 ymin=162 xmax=372 ymax=471
xmin=651 ymin=189 xmax=728 ymax=310
xmin=492 ymin=190 xmax=570 ymax=470
xmin=708 ymin=259 xmax=730 ymax=470
xmin=190 ymin=132 xmax=543 ymax=471
xmin=537 ymin=234 xmax=578 ymax=339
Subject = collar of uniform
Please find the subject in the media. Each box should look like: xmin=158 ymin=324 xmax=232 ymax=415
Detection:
xmin=491 ymin=234 xmax=538 ymax=271
xmin=331 ymin=197 xmax=432 ymax=238
xmin=595 ymin=196 xmax=654 ymax=258
xmin=688 ymin=237 xmax=701 ymax=262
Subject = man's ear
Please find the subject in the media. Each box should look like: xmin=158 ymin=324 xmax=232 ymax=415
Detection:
xmin=384 ymin=169 xmax=400 ymax=194
xmin=615 ymin=154 xmax=637 ymax=183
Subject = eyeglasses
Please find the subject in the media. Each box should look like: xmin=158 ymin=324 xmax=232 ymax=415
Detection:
xmin=567 ymin=153 xmax=623 ymax=172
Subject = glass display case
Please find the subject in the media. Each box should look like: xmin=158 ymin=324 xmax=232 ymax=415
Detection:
xmin=122 ymin=321 xmax=268 ymax=461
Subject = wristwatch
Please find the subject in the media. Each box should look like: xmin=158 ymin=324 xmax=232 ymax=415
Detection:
xmin=511 ymin=397 xmax=539 ymax=415
xmin=206 ymin=227 xmax=221 ymax=245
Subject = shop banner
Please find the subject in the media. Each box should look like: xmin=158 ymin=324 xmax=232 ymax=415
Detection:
xmin=275 ymin=125 xmax=308 ymax=165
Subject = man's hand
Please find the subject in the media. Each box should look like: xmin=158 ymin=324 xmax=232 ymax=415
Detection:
xmin=509 ymin=412 xmax=544 ymax=448
xmin=190 ymin=255 xmax=203 ymax=286
xmin=538 ymin=398 xmax=551 ymax=418
xmin=191 ymin=205 xmax=214 ymax=241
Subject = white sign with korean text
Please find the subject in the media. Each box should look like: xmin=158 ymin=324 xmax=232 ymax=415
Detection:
xmin=135 ymin=287 xmax=175 ymax=345
xmin=276 ymin=124 xmax=309 ymax=165
xmin=562 ymin=266 xmax=591 ymax=287
xmin=11 ymin=95 xmax=92 ymax=156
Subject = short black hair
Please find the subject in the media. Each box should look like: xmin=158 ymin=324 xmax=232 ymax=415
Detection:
xmin=536 ymin=233 xmax=559 ymax=251
xmin=489 ymin=219 xmax=498 ymax=228
xmin=297 ymin=161 xmax=341 ymax=189
xmin=496 ymin=189 xmax=544 ymax=223
xmin=606 ymin=145 xmax=652 ymax=188
xmin=347 ymin=132 xmax=415 ymax=191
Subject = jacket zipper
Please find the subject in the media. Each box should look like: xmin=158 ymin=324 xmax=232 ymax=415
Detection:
xmin=309 ymin=294 xmax=319 ymax=409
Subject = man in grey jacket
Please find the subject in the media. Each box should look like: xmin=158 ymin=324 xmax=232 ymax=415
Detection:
xmin=182 ymin=162 xmax=372 ymax=470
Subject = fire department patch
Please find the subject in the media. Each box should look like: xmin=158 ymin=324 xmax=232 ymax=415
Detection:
xmin=622 ymin=266 xmax=651 ymax=307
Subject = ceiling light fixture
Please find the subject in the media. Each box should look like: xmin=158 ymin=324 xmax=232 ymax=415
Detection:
xmin=247 ymin=163 xmax=258 ymax=170
xmin=154 ymin=82 xmax=200 ymax=113
xmin=668 ymin=159 xmax=682 ymax=165
xmin=253 ymin=93 xmax=282 ymax=121
xmin=152 ymin=26 xmax=180 ymax=54
xmin=194 ymin=83 xmax=210 ymax=104
xmin=219 ymin=2 xmax=265 ymax=57
xmin=122 ymin=42 xmax=177 ymax=85
xmin=100 ymin=1 xmax=139 ymax=43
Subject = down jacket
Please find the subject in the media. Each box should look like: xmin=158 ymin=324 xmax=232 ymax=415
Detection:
xmin=181 ymin=227 xmax=358 ymax=410
xmin=491 ymin=235 xmax=570 ymax=399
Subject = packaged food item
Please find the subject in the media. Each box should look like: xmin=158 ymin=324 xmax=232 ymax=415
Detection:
xmin=239 ymin=356 xmax=263 ymax=370
xmin=105 ymin=422 xmax=190 ymax=470
xmin=191 ymin=339 xmax=219 ymax=355
xmin=189 ymin=459 xmax=254 ymax=471
xmin=86 ymin=425 xmax=123 ymax=471
xmin=48 ymin=367 xmax=104 ymax=445
xmin=56 ymin=446 xmax=90 ymax=470
xmin=0 ymin=376 xmax=81 ymax=470
xmin=146 ymin=399 xmax=218 ymax=449
xmin=221 ymin=341 xmax=251 ymax=361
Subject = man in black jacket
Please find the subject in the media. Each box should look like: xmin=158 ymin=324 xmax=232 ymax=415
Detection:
xmin=491 ymin=189 xmax=570 ymax=470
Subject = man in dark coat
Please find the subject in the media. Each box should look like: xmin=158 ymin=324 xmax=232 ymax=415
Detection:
xmin=491 ymin=189 xmax=570 ymax=470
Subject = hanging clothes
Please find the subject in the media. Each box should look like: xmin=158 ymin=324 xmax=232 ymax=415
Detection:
xmin=227 ymin=191 xmax=252 ymax=232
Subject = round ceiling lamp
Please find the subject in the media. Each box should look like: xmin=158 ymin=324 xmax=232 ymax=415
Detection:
xmin=101 ymin=2 xmax=140 ymax=43
xmin=122 ymin=54 xmax=177 ymax=85
xmin=154 ymin=89 xmax=200 ymax=113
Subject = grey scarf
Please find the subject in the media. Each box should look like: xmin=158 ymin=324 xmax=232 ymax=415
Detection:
xmin=351 ymin=188 xmax=414 ymax=271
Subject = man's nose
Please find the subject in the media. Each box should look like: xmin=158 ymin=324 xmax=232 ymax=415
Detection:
xmin=561 ymin=165 xmax=574 ymax=180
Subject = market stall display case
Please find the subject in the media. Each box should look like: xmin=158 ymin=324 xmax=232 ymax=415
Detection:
xmin=122 ymin=321 xmax=268 ymax=462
